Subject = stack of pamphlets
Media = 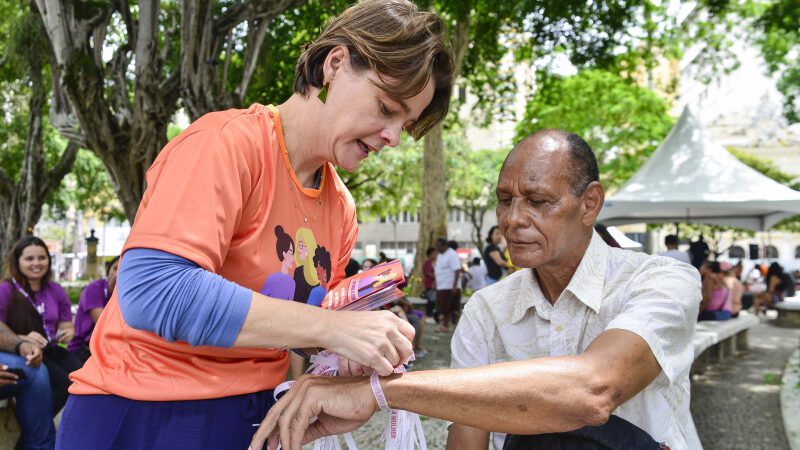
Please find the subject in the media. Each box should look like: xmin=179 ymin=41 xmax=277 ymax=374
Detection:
xmin=320 ymin=260 xmax=405 ymax=311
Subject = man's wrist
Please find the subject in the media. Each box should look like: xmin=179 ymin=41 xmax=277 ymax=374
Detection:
xmin=14 ymin=340 xmax=25 ymax=355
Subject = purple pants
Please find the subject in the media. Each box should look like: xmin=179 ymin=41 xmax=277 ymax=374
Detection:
xmin=56 ymin=391 xmax=275 ymax=450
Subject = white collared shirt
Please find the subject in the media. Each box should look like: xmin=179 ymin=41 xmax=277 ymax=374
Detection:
xmin=451 ymin=231 xmax=702 ymax=450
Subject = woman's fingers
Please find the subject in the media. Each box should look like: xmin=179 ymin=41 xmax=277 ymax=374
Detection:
xmin=330 ymin=310 xmax=416 ymax=375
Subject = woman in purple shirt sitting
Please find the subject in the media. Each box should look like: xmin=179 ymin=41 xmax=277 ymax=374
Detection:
xmin=0 ymin=236 xmax=84 ymax=415
xmin=68 ymin=256 xmax=119 ymax=362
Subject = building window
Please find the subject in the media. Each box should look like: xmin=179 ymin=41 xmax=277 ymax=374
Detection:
xmin=795 ymin=246 xmax=800 ymax=259
xmin=765 ymin=245 xmax=779 ymax=259
xmin=728 ymin=245 xmax=745 ymax=259
xmin=748 ymin=244 xmax=760 ymax=260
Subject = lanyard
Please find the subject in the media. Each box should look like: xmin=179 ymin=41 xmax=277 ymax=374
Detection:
xmin=10 ymin=278 xmax=51 ymax=342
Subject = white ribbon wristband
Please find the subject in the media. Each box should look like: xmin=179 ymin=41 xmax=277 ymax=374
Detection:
xmin=370 ymin=372 xmax=389 ymax=410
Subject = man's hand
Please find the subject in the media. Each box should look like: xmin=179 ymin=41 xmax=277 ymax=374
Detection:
xmin=18 ymin=341 xmax=43 ymax=367
xmin=18 ymin=332 xmax=47 ymax=348
xmin=250 ymin=375 xmax=380 ymax=450
xmin=0 ymin=365 xmax=19 ymax=387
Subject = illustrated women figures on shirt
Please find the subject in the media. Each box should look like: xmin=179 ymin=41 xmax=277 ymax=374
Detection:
xmin=307 ymin=246 xmax=332 ymax=307
xmin=293 ymin=227 xmax=320 ymax=303
xmin=261 ymin=226 xmax=296 ymax=300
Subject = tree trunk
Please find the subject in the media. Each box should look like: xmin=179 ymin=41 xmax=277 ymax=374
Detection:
xmin=410 ymin=11 xmax=471 ymax=296
xmin=0 ymin=66 xmax=79 ymax=265
xmin=34 ymin=0 xmax=304 ymax=222
xmin=180 ymin=0 xmax=305 ymax=120
xmin=463 ymin=202 xmax=487 ymax=251
xmin=411 ymin=122 xmax=450 ymax=295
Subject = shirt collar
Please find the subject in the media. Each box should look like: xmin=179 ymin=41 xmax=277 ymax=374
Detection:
xmin=511 ymin=230 xmax=608 ymax=323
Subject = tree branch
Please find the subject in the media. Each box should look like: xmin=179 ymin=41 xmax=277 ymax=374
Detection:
xmin=39 ymin=141 xmax=79 ymax=200
xmin=214 ymin=0 xmax=305 ymax=35
xmin=116 ymin=0 xmax=136 ymax=45
xmin=222 ymin=30 xmax=234 ymax=92
xmin=0 ymin=168 xmax=13 ymax=200
xmin=236 ymin=17 xmax=270 ymax=102
xmin=342 ymin=171 xmax=384 ymax=191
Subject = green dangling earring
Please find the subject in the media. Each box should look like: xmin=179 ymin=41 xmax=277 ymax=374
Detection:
xmin=317 ymin=82 xmax=330 ymax=103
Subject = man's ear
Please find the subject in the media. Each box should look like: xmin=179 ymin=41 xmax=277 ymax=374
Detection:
xmin=581 ymin=181 xmax=605 ymax=227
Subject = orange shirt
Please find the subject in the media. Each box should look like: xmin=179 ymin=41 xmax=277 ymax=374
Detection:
xmin=70 ymin=104 xmax=358 ymax=401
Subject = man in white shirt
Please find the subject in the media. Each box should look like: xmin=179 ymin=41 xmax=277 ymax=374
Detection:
xmin=434 ymin=238 xmax=462 ymax=332
xmin=658 ymin=234 xmax=692 ymax=265
xmin=250 ymin=129 xmax=702 ymax=450
xmin=467 ymin=257 xmax=488 ymax=292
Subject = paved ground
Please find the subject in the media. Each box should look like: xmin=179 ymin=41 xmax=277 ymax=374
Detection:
xmin=1 ymin=317 xmax=797 ymax=450
xmin=691 ymin=319 xmax=800 ymax=450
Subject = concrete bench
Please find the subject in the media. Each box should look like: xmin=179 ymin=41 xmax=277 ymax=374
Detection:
xmin=691 ymin=311 xmax=759 ymax=373
xmin=775 ymin=297 xmax=800 ymax=328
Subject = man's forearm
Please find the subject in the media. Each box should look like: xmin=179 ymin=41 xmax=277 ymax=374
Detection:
xmin=446 ymin=423 xmax=490 ymax=450
xmin=0 ymin=322 xmax=21 ymax=353
xmin=382 ymin=358 xmax=606 ymax=435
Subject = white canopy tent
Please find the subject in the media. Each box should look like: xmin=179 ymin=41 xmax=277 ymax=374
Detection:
xmin=606 ymin=226 xmax=643 ymax=251
xmin=597 ymin=107 xmax=800 ymax=231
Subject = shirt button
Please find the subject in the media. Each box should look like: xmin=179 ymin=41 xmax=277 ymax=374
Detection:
xmin=555 ymin=324 xmax=564 ymax=332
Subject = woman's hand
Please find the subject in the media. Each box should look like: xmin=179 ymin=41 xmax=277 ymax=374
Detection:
xmin=56 ymin=323 xmax=74 ymax=344
xmin=327 ymin=310 xmax=414 ymax=376
xmin=337 ymin=355 xmax=369 ymax=376
xmin=0 ymin=366 xmax=19 ymax=387
xmin=250 ymin=374 xmax=379 ymax=450
xmin=18 ymin=341 xmax=43 ymax=367
xmin=18 ymin=332 xmax=47 ymax=348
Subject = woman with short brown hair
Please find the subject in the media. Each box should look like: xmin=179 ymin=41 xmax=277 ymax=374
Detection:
xmin=57 ymin=1 xmax=453 ymax=448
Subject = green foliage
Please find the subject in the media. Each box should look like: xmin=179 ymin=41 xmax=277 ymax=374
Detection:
xmin=516 ymin=69 xmax=674 ymax=188
xmin=728 ymin=148 xmax=800 ymax=231
xmin=339 ymin=134 xmax=423 ymax=221
xmin=66 ymin=286 xmax=83 ymax=305
xmin=7 ymin=11 xmax=49 ymax=77
xmin=448 ymin=139 xmax=507 ymax=247
xmin=763 ymin=372 xmax=783 ymax=385
xmin=729 ymin=148 xmax=800 ymax=190
xmin=167 ymin=123 xmax=185 ymax=141
xmin=753 ymin=0 xmax=800 ymax=123
xmin=443 ymin=0 xmax=642 ymax=125
xmin=0 ymin=92 xmax=68 ymax=184
xmin=47 ymin=149 xmax=125 ymax=223
xmin=244 ymin=0 xmax=353 ymax=106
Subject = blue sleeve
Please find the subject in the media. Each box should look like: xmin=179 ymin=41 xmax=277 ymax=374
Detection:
xmin=116 ymin=248 xmax=252 ymax=347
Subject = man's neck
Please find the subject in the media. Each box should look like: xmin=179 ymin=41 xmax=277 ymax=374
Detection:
xmin=531 ymin=232 xmax=593 ymax=305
